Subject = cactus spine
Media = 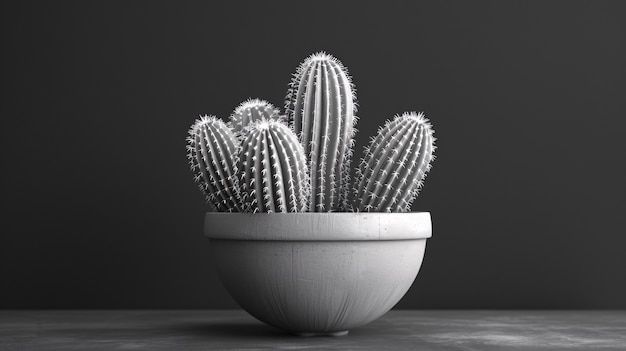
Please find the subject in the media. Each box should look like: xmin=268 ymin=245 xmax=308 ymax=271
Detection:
xmin=354 ymin=112 xmax=435 ymax=212
xmin=285 ymin=52 xmax=357 ymax=212
xmin=238 ymin=119 xmax=310 ymax=213
xmin=229 ymin=98 xmax=285 ymax=137
xmin=186 ymin=115 xmax=242 ymax=212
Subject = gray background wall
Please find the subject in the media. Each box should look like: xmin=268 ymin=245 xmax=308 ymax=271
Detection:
xmin=1 ymin=0 xmax=625 ymax=309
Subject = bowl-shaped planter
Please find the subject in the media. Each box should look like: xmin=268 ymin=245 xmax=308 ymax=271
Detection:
xmin=205 ymin=212 xmax=432 ymax=336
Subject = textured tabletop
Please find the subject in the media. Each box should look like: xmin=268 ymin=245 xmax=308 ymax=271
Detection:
xmin=1 ymin=310 xmax=625 ymax=350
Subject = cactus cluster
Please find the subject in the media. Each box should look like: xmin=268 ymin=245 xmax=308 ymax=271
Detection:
xmin=187 ymin=52 xmax=436 ymax=213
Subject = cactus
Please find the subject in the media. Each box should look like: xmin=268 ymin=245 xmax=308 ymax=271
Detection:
xmin=229 ymin=98 xmax=286 ymax=137
xmin=354 ymin=112 xmax=435 ymax=213
xmin=238 ymin=119 xmax=310 ymax=213
xmin=285 ymin=52 xmax=357 ymax=212
xmin=186 ymin=115 xmax=242 ymax=212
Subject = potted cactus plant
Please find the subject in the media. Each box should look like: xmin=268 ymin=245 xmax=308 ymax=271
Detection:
xmin=186 ymin=52 xmax=435 ymax=336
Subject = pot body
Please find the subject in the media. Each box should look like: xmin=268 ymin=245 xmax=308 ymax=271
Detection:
xmin=205 ymin=212 xmax=431 ymax=335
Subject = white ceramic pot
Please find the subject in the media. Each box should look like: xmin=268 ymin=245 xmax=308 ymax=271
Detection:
xmin=205 ymin=212 xmax=432 ymax=336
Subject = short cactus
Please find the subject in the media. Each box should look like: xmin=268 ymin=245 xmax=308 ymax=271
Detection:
xmin=229 ymin=98 xmax=285 ymax=137
xmin=285 ymin=52 xmax=357 ymax=212
xmin=186 ymin=115 xmax=242 ymax=212
xmin=354 ymin=112 xmax=435 ymax=213
xmin=238 ymin=119 xmax=310 ymax=213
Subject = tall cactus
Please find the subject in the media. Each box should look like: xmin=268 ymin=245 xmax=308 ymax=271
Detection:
xmin=186 ymin=115 xmax=242 ymax=212
xmin=238 ymin=119 xmax=310 ymax=213
xmin=354 ymin=112 xmax=436 ymax=213
xmin=285 ymin=52 xmax=357 ymax=212
xmin=229 ymin=98 xmax=286 ymax=137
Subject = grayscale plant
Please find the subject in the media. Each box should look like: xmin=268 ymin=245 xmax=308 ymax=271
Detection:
xmin=237 ymin=119 xmax=310 ymax=213
xmin=186 ymin=115 xmax=242 ymax=212
xmin=285 ymin=52 xmax=357 ymax=212
xmin=354 ymin=112 xmax=435 ymax=212
xmin=187 ymin=53 xmax=436 ymax=213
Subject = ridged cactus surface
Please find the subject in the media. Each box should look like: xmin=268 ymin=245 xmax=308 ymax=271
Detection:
xmin=354 ymin=112 xmax=435 ymax=212
xmin=186 ymin=115 xmax=242 ymax=212
xmin=229 ymin=99 xmax=285 ymax=136
xmin=238 ymin=119 xmax=310 ymax=213
xmin=285 ymin=52 xmax=357 ymax=212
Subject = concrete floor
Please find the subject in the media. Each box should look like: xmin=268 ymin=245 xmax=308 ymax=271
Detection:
xmin=1 ymin=310 xmax=625 ymax=350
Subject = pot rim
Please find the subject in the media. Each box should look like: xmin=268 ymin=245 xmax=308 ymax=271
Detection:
xmin=204 ymin=212 xmax=432 ymax=241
